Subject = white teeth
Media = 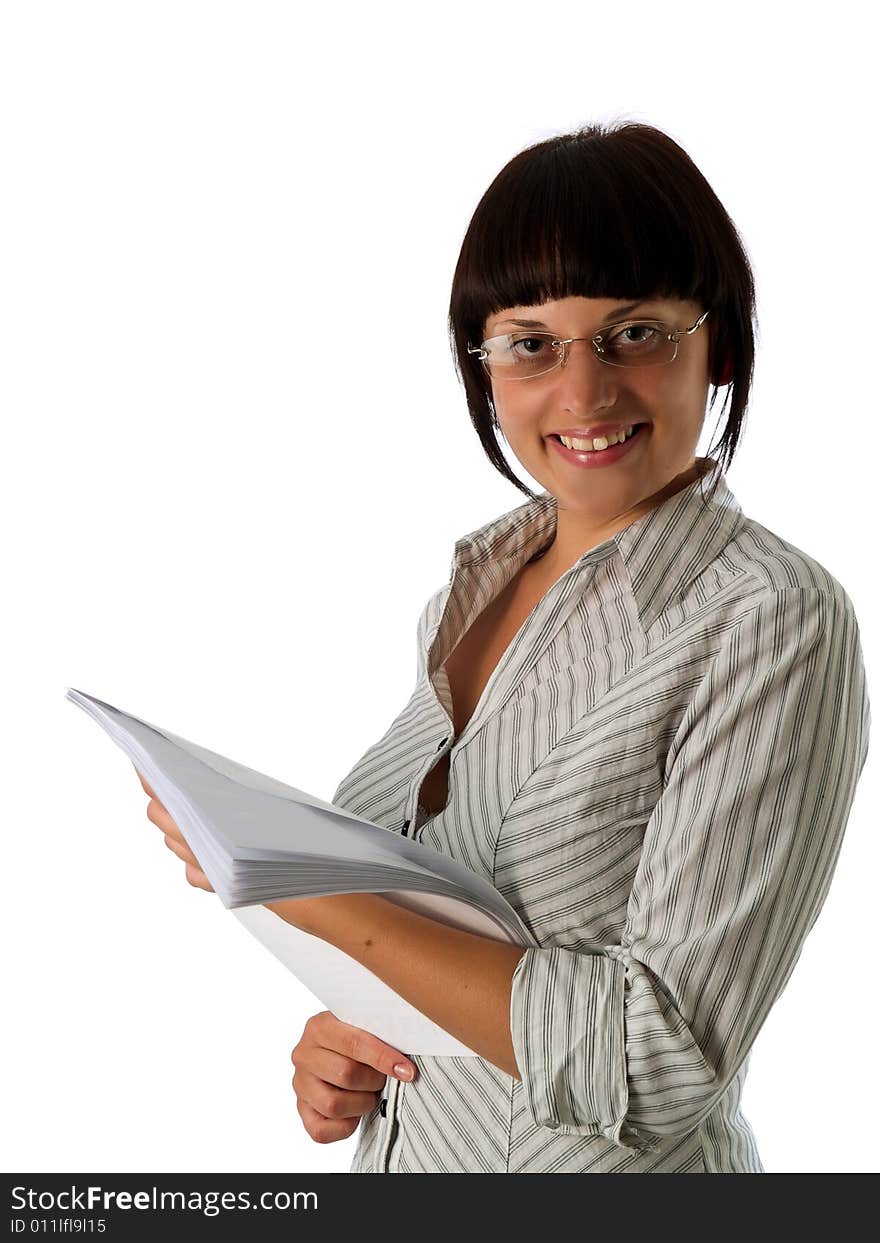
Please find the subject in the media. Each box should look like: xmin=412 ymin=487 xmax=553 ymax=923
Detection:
xmin=559 ymin=425 xmax=636 ymax=451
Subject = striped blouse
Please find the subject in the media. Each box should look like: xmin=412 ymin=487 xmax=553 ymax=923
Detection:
xmin=330 ymin=459 xmax=871 ymax=1173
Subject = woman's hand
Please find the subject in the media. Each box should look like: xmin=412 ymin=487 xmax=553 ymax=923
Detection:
xmin=133 ymin=764 xmax=214 ymax=893
xmin=291 ymin=1010 xmax=417 ymax=1144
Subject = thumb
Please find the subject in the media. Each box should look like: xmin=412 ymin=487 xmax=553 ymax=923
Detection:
xmin=328 ymin=1014 xmax=418 ymax=1082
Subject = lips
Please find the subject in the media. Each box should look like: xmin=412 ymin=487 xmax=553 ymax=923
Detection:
xmin=548 ymin=421 xmax=649 ymax=468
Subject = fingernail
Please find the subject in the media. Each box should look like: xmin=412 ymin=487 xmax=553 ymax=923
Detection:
xmin=393 ymin=1062 xmax=414 ymax=1080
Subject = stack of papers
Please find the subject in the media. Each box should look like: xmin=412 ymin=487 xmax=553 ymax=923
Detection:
xmin=66 ymin=688 xmax=537 ymax=1055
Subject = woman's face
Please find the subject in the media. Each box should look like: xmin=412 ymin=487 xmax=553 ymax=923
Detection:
xmin=483 ymin=294 xmax=712 ymax=527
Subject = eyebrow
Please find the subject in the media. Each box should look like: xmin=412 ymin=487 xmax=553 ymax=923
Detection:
xmin=492 ymin=301 xmax=656 ymax=332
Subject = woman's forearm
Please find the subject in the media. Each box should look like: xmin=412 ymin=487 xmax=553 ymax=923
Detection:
xmin=264 ymin=893 xmax=527 ymax=1078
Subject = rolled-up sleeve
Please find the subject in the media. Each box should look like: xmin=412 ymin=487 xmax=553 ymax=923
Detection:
xmin=509 ymin=586 xmax=871 ymax=1152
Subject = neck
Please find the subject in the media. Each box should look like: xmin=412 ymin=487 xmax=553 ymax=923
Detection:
xmin=534 ymin=458 xmax=709 ymax=579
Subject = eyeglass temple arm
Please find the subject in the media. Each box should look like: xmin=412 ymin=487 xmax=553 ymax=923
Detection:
xmin=674 ymin=308 xmax=711 ymax=338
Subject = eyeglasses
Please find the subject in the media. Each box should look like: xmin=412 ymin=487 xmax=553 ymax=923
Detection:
xmin=467 ymin=309 xmax=711 ymax=380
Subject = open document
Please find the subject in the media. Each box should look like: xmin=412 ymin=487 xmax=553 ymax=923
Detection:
xmin=66 ymin=688 xmax=537 ymax=1055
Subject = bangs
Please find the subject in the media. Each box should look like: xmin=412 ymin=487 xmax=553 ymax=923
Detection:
xmin=456 ymin=138 xmax=718 ymax=343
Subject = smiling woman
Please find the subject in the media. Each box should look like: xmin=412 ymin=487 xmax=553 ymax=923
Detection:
xmin=473 ymin=288 xmax=717 ymax=568
xmin=449 ymin=122 xmax=748 ymax=501
xmin=129 ymin=118 xmax=870 ymax=1176
xmin=314 ymin=120 xmax=870 ymax=1174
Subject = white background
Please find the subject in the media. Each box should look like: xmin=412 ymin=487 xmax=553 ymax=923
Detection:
xmin=2 ymin=0 xmax=876 ymax=1175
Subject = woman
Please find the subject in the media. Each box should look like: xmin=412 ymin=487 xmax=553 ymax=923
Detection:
xmin=139 ymin=121 xmax=871 ymax=1173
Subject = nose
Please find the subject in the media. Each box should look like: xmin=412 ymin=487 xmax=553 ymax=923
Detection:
xmin=553 ymin=338 xmax=618 ymax=400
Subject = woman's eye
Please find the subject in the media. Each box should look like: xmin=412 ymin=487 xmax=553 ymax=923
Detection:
xmin=611 ymin=323 xmax=658 ymax=346
xmin=510 ymin=335 xmax=551 ymax=356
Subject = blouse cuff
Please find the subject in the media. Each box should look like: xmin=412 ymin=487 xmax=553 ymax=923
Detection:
xmin=509 ymin=945 xmax=659 ymax=1152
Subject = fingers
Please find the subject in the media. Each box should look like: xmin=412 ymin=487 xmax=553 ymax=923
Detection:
xmin=292 ymin=1066 xmax=381 ymax=1121
xmin=291 ymin=1012 xmax=405 ymax=1146
xmin=290 ymin=1042 xmax=387 ymax=1093
xmin=296 ymin=1097 xmax=361 ymax=1145
xmin=162 ymin=831 xmax=200 ymax=871
xmin=137 ymin=773 xmax=214 ymax=893
xmin=135 ymin=769 xmax=177 ymax=840
xmin=133 ymin=766 xmax=156 ymax=800
xmin=146 ymin=795 xmax=186 ymax=846
xmin=161 ymin=833 xmax=214 ymax=892
xmin=184 ymin=861 xmax=214 ymax=893
xmin=308 ymin=1010 xmax=417 ymax=1082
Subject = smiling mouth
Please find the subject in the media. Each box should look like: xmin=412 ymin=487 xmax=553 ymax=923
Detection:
xmin=549 ymin=422 xmax=649 ymax=452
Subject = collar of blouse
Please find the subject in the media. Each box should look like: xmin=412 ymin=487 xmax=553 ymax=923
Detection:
xmin=450 ymin=460 xmax=746 ymax=636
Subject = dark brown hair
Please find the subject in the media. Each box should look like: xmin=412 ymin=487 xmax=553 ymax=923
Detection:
xmin=447 ymin=120 xmax=758 ymax=503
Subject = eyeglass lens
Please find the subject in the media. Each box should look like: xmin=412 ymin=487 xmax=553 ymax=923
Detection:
xmin=481 ymin=321 xmax=677 ymax=377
